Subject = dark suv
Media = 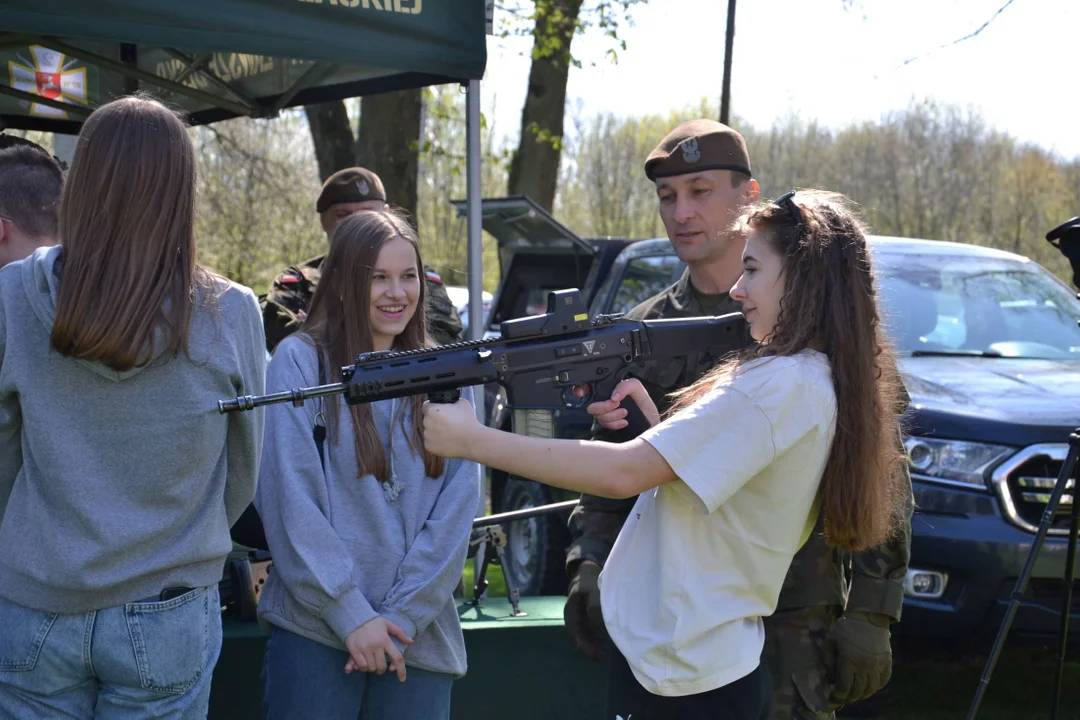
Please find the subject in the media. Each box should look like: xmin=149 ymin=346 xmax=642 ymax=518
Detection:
xmin=463 ymin=196 xmax=1080 ymax=641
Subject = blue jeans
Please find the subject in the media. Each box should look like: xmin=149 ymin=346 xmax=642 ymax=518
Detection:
xmin=0 ymin=585 xmax=222 ymax=720
xmin=261 ymin=626 xmax=454 ymax=720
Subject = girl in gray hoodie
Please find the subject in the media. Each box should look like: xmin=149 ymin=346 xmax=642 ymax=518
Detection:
xmin=255 ymin=208 xmax=481 ymax=720
xmin=0 ymin=97 xmax=265 ymax=718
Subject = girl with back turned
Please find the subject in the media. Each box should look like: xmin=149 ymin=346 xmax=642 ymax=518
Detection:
xmin=0 ymin=96 xmax=266 ymax=718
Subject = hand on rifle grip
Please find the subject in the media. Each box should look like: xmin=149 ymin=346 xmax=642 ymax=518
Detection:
xmin=585 ymin=378 xmax=660 ymax=436
xmin=428 ymin=389 xmax=461 ymax=404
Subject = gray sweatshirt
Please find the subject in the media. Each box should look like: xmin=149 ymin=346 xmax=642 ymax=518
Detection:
xmin=0 ymin=245 xmax=266 ymax=613
xmin=255 ymin=335 xmax=481 ymax=678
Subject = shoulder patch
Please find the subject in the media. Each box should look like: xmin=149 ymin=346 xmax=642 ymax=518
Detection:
xmin=425 ymin=269 xmax=443 ymax=285
xmin=276 ymin=267 xmax=308 ymax=285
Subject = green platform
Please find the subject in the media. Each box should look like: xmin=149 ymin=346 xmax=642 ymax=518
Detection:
xmin=208 ymin=596 xmax=606 ymax=719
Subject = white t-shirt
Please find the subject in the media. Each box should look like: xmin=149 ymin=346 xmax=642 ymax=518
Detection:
xmin=599 ymin=350 xmax=837 ymax=697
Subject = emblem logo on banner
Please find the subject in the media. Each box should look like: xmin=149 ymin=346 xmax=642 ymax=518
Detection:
xmin=8 ymin=46 xmax=88 ymax=119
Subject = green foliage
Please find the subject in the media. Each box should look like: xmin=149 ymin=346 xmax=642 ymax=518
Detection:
xmin=414 ymin=85 xmax=510 ymax=293
xmin=191 ymin=91 xmax=511 ymax=296
xmin=494 ymin=1 xmax=646 ymax=68
xmin=524 ymin=121 xmax=563 ymax=152
xmin=190 ymin=112 xmax=325 ymax=291
xmin=557 ymin=98 xmax=1079 ymax=284
xmin=126 ymin=93 xmax=1074 ymax=295
xmin=734 ymin=99 xmax=1077 ymax=283
xmin=555 ymin=102 xmax=718 ymax=239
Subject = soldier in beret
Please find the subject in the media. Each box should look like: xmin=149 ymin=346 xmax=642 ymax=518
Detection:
xmin=562 ymin=119 xmax=914 ymax=719
xmin=260 ymin=167 xmax=464 ymax=353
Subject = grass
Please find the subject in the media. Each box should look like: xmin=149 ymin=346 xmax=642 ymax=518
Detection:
xmin=853 ymin=643 xmax=1080 ymax=719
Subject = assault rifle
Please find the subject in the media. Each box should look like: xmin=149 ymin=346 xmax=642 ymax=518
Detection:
xmin=218 ymin=288 xmax=748 ymax=416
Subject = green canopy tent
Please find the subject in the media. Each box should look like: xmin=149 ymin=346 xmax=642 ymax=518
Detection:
xmin=0 ymin=0 xmax=490 ymax=345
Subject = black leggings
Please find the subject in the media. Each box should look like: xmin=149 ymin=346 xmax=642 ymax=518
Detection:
xmin=605 ymin=640 xmax=772 ymax=720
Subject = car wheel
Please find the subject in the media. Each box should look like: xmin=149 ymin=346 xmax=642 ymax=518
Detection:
xmin=496 ymin=476 xmax=571 ymax=597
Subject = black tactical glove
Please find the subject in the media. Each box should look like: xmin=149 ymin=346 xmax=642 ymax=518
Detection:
xmin=563 ymin=560 xmax=607 ymax=663
xmin=827 ymin=611 xmax=893 ymax=705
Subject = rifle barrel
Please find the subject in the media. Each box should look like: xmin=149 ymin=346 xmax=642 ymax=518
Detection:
xmin=472 ymin=499 xmax=579 ymax=528
xmin=218 ymin=382 xmax=349 ymax=413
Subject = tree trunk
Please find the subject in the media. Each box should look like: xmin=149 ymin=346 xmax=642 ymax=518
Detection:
xmin=304 ymin=100 xmax=356 ymax=182
xmin=508 ymin=0 xmax=584 ymax=212
xmin=357 ymin=89 xmax=423 ymax=227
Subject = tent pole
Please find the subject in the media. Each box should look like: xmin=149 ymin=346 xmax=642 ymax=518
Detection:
xmin=465 ymin=77 xmax=488 ymax=582
xmin=465 ymin=81 xmax=484 ymax=368
xmin=0 ymin=85 xmax=92 ymax=117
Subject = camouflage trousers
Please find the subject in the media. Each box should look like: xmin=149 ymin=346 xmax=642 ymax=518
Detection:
xmin=761 ymin=606 xmax=842 ymax=720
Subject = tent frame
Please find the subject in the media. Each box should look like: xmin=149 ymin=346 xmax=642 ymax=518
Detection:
xmin=0 ymin=27 xmax=485 ymax=351
xmin=0 ymin=12 xmax=489 ymax=554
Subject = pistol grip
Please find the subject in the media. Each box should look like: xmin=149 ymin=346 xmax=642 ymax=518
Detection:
xmin=428 ymin=389 xmax=461 ymax=404
xmin=620 ymin=397 xmax=654 ymax=440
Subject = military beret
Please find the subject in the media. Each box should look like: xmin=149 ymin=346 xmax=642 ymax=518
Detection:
xmin=644 ymin=119 xmax=752 ymax=181
xmin=316 ymin=167 xmax=387 ymax=213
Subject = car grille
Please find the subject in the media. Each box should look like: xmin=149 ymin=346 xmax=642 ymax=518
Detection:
xmin=992 ymin=444 xmax=1074 ymax=536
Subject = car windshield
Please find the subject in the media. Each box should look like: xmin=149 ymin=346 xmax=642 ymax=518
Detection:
xmin=875 ymin=250 xmax=1080 ymax=360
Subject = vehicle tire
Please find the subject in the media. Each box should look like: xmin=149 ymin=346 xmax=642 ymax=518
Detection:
xmin=495 ymin=475 xmax=571 ymax=597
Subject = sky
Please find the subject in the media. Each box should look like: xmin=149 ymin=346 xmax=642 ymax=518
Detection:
xmin=480 ymin=0 xmax=1080 ymax=160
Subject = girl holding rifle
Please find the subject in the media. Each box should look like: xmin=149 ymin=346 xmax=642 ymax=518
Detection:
xmin=422 ymin=190 xmax=909 ymax=720
xmin=255 ymin=208 xmax=481 ymax=720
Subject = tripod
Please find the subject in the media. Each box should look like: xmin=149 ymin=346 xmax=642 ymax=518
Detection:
xmin=967 ymin=429 xmax=1080 ymax=720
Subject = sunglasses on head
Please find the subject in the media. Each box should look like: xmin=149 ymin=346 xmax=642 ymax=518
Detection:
xmin=773 ymin=189 xmax=804 ymax=227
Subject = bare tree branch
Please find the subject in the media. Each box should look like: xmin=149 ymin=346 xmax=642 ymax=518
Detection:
xmin=898 ymin=0 xmax=1018 ymax=68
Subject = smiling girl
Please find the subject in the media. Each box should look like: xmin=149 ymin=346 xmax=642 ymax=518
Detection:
xmin=422 ymin=190 xmax=909 ymax=719
xmin=255 ymin=209 xmax=481 ymax=720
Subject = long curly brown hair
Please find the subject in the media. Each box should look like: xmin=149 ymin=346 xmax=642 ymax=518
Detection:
xmin=670 ymin=189 xmax=908 ymax=551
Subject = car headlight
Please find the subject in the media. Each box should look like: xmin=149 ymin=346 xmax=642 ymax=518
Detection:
xmin=903 ymin=437 xmax=1014 ymax=488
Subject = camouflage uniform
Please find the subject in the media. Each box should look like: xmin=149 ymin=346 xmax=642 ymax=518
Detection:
xmin=259 ymin=253 xmax=464 ymax=353
xmin=565 ymin=269 xmax=915 ymax=719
